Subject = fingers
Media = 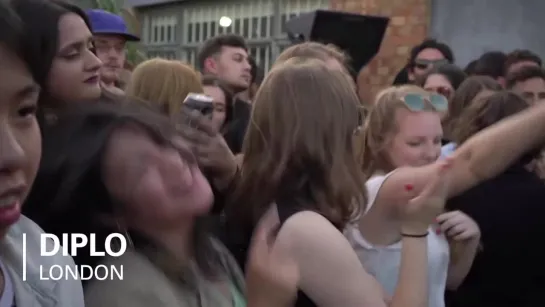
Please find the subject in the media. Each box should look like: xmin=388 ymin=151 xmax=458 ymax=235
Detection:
xmin=248 ymin=205 xmax=281 ymax=260
xmin=179 ymin=108 xmax=217 ymax=136
xmin=436 ymin=210 xmax=461 ymax=223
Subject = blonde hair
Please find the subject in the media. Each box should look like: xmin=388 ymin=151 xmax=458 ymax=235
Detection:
xmin=230 ymin=57 xmax=366 ymax=228
xmin=359 ymin=85 xmax=435 ymax=177
xmin=126 ymin=58 xmax=203 ymax=117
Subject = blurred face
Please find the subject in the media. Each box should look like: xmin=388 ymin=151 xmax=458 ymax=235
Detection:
xmin=512 ymin=77 xmax=545 ymax=104
xmin=424 ymin=73 xmax=454 ymax=99
xmin=409 ymin=48 xmax=448 ymax=81
xmin=210 ymin=46 xmax=251 ymax=92
xmin=94 ymin=35 xmax=126 ymax=84
xmin=0 ymin=44 xmax=41 ymax=237
xmin=47 ymin=13 xmax=102 ymax=104
xmin=385 ymin=108 xmax=442 ymax=168
xmin=102 ymin=127 xmax=213 ymax=231
xmin=203 ymin=85 xmax=227 ymax=131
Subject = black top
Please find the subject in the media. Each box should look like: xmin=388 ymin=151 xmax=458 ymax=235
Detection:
xmin=223 ymin=98 xmax=251 ymax=154
xmin=217 ymin=198 xmax=320 ymax=307
xmin=276 ymin=201 xmax=319 ymax=307
xmin=445 ymin=165 xmax=545 ymax=307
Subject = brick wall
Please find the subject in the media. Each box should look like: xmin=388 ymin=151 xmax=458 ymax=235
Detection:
xmin=330 ymin=0 xmax=431 ymax=104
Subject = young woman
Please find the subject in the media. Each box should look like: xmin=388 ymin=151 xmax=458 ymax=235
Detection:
xmin=225 ymin=57 xmax=453 ymax=307
xmin=0 ymin=2 xmax=84 ymax=305
xmin=353 ymin=83 xmax=545 ymax=306
xmin=349 ymin=86 xmax=479 ymax=307
xmin=446 ymin=91 xmax=545 ymax=307
xmin=11 ymin=0 xmax=103 ymax=110
xmin=23 ymin=101 xmax=297 ymax=307
xmin=440 ymin=76 xmax=502 ymax=156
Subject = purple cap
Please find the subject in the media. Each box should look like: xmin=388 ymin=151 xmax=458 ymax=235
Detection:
xmin=86 ymin=9 xmax=140 ymax=41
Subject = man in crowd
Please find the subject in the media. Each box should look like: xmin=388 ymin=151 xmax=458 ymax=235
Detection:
xmin=394 ymin=38 xmax=454 ymax=85
xmin=506 ymin=65 xmax=545 ymax=104
xmin=197 ymin=34 xmax=252 ymax=154
xmin=86 ymin=9 xmax=140 ymax=94
xmin=504 ymin=49 xmax=542 ymax=76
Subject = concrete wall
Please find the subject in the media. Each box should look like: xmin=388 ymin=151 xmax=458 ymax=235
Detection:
xmin=430 ymin=0 xmax=545 ymax=67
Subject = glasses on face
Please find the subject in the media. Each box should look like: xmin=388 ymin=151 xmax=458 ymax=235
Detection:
xmin=426 ymin=86 xmax=452 ymax=99
xmin=402 ymin=93 xmax=448 ymax=112
xmin=414 ymin=59 xmax=449 ymax=70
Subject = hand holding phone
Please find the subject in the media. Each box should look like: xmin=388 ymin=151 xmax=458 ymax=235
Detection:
xmin=183 ymin=93 xmax=214 ymax=116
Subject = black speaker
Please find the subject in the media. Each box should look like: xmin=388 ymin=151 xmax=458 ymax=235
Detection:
xmin=285 ymin=10 xmax=389 ymax=78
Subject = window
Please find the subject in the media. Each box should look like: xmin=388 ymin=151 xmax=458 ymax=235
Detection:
xmin=149 ymin=16 xmax=177 ymax=44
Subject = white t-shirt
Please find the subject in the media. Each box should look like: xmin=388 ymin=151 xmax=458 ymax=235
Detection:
xmin=0 ymin=259 xmax=15 ymax=307
xmin=345 ymin=173 xmax=450 ymax=307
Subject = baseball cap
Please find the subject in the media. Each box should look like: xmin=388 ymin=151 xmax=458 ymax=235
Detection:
xmin=86 ymin=9 xmax=140 ymax=41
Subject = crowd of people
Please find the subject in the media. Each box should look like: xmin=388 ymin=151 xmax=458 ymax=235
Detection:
xmin=0 ymin=0 xmax=544 ymax=306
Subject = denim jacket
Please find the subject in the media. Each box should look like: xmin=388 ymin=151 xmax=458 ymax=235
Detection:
xmin=0 ymin=216 xmax=84 ymax=307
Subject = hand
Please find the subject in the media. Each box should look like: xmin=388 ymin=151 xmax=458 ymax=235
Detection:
xmin=401 ymin=160 xmax=452 ymax=234
xmin=175 ymin=110 xmax=238 ymax=190
xmin=436 ymin=210 xmax=480 ymax=242
xmin=245 ymin=207 xmax=299 ymax=307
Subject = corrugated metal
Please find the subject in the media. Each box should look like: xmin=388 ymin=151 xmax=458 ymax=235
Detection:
xmin=141 ymin=0 xmax=329 ymax=70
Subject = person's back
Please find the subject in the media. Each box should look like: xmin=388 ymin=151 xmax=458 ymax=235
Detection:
xmin=446 ymin=164 xmax=545 ymax=307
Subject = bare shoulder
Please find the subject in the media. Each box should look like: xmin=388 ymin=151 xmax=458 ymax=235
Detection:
xmin=275 ymin=210 xmax=350 ymax=255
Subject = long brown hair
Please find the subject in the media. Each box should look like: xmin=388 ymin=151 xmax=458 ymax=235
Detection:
xmin=442 ymin=75 xmax=501 ymax=139
xmin=231 ymin=57 xmax=366 ymax=228
xmin=451 ymin=91 xmax=529 ymax=145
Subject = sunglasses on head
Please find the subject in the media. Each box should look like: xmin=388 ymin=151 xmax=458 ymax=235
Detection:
xmin=414 ymin=59 xmax=449 ymax=70
xmin=401 ymin=93 xmax=448 ymax=112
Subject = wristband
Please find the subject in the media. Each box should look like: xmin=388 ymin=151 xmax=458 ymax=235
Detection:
xmin=401 ymin=231 xmax=429 ymax=238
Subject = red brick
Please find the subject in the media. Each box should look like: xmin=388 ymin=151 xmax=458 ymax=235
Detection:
xmin=330 ymin=0 xmax=431 ymax=104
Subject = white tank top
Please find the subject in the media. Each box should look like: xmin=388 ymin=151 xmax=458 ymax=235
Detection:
xmin=345 ymin=173 xmax=450 ymax=307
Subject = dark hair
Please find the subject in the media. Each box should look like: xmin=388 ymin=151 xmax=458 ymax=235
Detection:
xmin=11 ymin=0 xmax=90 ymax=90
xmin=417 ymin=63 xmax=467 ymax=90
xmin=248 ymin=56 xmax=264 ymax=85
xmin=443 ymin=75 xmax=502 ymax=139
xmin=196 ymin=34 xmax=247 ymax=72
xmin=506 ymin=65 xmax=545 ymax=89
xmin=504 ymin=49 xmax=542 ymax=75
xmin=464 ymin=60 xmax=478 ymax=75
xmin=23 ymin=101 xmax=222 ymax=283
xmin=408 ymin=39 xmax=454 ymax=69
xmin=473 ymin=51 xmax=507 ymax=79
xmin=201 ymin=74 xmax=234 ymax=131
xmin=0 ymin=0 xmax=23 ymax=54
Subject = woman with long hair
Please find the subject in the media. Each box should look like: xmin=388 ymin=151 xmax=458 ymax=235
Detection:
xmin=225 ymin=57 xmax=452 ymax=307
xmin=23 ymin=100 xmax=299 ymax=307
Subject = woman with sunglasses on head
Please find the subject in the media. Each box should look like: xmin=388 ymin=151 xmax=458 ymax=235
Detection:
xmin=346 ymin=85 xmax=479 ymax=307
xmin=352 ymin=81 xmax=545 ymax=306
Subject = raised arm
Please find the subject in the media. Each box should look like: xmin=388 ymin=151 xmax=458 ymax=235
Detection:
xmin=375 ymin=100 xmax=545 ymax=207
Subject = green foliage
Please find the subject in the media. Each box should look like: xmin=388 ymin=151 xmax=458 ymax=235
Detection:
xmin=93 ymin=0 xmax=147 ymax=68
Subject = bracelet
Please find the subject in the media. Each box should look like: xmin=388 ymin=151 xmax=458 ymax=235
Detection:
xmin=401 ymin=231 xmax=429 ymax=238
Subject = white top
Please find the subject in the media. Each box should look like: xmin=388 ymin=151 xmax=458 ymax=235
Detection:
xmin=0 ymin=258 xmax=15 ymax=307
xmin=345 ymin=173 xmax=450 ymax=307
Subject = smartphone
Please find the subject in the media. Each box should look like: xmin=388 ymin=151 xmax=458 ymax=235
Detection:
xmin=183 ymin=93 xmax=214 ymax=116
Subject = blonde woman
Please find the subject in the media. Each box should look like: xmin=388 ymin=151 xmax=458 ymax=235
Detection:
xmin=126 ymin=58 xmax=203 ymax=117
xmin=349 ymin=84 xmax=545 ymax=306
